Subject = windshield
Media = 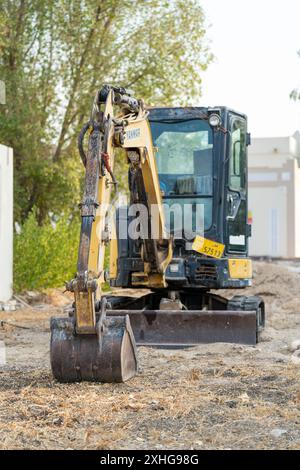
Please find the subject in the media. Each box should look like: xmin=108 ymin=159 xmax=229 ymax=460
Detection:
xmin=150 ymin=119 xmax=213 ymax=233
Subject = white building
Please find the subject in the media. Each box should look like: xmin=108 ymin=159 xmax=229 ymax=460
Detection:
xmin=0 ymin=144 xmax=13 ymax=301
xmin=248 ymin=131 xmax=300 ymax=258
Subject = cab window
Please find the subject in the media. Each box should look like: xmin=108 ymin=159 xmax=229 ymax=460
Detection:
xmin=150 ymin=119 xmax=214 ymax=231
xmin=230 ymin=119 xmax=246 ymax=190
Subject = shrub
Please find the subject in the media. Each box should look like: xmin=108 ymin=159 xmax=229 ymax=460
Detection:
xmin=14 ymin=211 xmax=80 ymax=291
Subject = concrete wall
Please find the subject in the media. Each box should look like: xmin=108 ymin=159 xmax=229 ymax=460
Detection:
xmin=248 ymin=183 xmax=288 ymax=257
xmin=248 ymin=132 xmax=300 ymax=258
xmin=0 ymin=144 xmax=13 ymax=301
xmin=294 ymin=160 xmax=300 ymax=257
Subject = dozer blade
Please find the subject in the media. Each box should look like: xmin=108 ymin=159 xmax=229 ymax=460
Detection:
xmin=50 ymin=315 xmax=138 ymax=383
xmin=107 ymin=309 xmax=258 ymax=346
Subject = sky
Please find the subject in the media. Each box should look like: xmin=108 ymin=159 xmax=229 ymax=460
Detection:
xmin=200 ymin=0 xmax=300 ymax=137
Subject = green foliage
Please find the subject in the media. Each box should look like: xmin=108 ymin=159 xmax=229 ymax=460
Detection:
xmin=0 ymin=0 xmax=212 ymax=223
xmin=1 ymin=1 xmax=213 ymax=290
xmin=14 ymin=210 xmax=80 ymax=291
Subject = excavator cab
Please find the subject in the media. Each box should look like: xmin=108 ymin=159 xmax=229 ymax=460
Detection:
xmin=50 ymin=86 xmax=265 ymax=384
xmin=148 ymin=107 xmax=252 ymax=290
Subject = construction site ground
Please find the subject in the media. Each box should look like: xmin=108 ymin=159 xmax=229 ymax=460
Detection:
xmin=0 ymin=261 xmax=299 ymax=450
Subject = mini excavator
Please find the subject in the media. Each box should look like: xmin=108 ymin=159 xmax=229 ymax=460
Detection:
xmin=50 ymin=85 xmax=265 ymax=383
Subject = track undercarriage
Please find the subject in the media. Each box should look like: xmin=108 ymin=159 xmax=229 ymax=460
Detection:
xmin=104 ymin=291 xmax=265 ymax=346
xmin=50 ymin=290 xmax=265 ymax=382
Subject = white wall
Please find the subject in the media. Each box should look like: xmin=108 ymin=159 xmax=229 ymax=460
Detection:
xmin=248 ymin=186 xmax=287 ymax=257
xmin=0 ymin=144 xmax=13 ymax=301
xmin=248 ymin=132 xmax=300 ymax=258
xmin=293 ymin=159 xmax=300 ymax=258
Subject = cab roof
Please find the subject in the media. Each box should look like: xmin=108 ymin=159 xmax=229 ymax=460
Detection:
xmin=148 ymin=106 xmax=247 ymax=122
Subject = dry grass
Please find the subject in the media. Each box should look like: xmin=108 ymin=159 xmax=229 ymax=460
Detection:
xmin=0 ymin=262 xmax=300 ymax=449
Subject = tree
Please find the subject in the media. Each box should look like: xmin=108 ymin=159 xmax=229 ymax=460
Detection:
xmin=0 ymin=0 xmax=213 ymax=223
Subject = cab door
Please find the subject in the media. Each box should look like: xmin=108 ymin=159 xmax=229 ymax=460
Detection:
xmin=226 ymin=114 xmax=248 ymax=254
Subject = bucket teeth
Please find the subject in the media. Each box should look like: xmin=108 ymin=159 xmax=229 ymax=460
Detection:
xmin=50 ymin=315 xmax=138 ymax=383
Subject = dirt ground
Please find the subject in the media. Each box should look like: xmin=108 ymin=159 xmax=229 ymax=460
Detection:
xmin=0 ymin=261 xmax=299 ymax=450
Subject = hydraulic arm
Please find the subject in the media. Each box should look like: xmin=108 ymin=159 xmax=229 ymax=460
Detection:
xmin=69 ymin=85 xmax=172 ymax=334
xmin=51 ymin=85 xmax=172 ymax=382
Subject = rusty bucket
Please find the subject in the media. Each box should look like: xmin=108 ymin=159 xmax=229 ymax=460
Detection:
xmin=50 ymin=315 xmax=138 ymax=383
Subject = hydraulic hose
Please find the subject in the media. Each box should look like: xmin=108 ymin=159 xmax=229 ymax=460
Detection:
xmin=77 ymin=121 xmax=90 ymax=167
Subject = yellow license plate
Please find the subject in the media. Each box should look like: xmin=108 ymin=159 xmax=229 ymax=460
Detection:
xmin=192 ymin=235 xmax=225 ymax=259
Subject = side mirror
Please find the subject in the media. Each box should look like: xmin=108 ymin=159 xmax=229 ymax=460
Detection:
xmin=246 ymin=132 xmax=251 ymax=146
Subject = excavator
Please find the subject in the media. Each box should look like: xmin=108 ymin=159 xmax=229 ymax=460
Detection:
xmin=50 ymin=85 xmax=265 ymax=383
